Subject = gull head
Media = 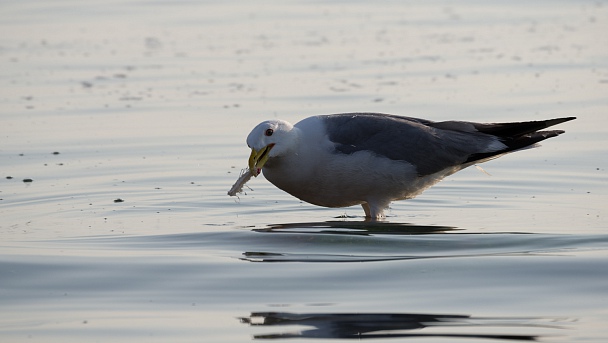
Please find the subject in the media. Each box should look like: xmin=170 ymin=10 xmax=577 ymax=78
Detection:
xmin=246 ymin=119 xmax=295 ymax=176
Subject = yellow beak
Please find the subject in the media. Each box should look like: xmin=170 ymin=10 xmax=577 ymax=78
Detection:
xmin=248 ymin=144 xmax=274 ymax=176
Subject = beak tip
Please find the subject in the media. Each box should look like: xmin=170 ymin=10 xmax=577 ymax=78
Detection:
xmin=248 ymin=145 xmax=273 ymax=177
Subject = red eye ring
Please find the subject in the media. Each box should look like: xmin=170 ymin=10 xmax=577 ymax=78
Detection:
xmin=265 ymin=129 xmax=274 ymax=136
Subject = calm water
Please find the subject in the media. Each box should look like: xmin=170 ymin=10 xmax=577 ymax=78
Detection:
xmin=2 ymin=1 xmax=608 ymax=342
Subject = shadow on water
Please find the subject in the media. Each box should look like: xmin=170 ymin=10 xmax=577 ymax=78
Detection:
xmin=241 ymin=220 xmax=535 ymax=263
xmin=242 ymin=221 xmax=462 ymax=263
xmin=252 ymin=220 xmax=460 ymax=235
xmin=239 ymin=311 xmax=568 ymax=340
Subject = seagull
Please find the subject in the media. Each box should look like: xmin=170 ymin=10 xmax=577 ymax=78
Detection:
xmin=244 ymin=113 xmax=575 ymax=219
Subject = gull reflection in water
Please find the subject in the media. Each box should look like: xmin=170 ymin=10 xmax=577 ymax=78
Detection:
xmin=252 ymin=221 xmax=459 ymax=235
xmin=243 ymin=221 xmax=479 ymax=263
xmin=239 ymin=312 xmax=569 ymax=340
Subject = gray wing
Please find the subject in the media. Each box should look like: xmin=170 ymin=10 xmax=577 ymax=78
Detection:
xmin=321 ymin=113 xmax=499 ymax=176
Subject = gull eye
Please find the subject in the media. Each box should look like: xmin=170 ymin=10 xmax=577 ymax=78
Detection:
xmin=265 ymin=128 xmax=274 ymax=137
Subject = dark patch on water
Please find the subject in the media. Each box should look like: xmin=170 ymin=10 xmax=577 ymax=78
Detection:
xmin=240 ymin=311 xmax=570 ymax=340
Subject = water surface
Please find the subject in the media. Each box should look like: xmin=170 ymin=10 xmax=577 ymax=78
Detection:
xmin=1 ymin=0 xmax=608 ymax=342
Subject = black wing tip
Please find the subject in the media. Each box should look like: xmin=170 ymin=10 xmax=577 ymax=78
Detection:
xmin=472 ymin=116 xmax=575 ymax=138
xmin=547 ymin=116 xmax=576 ymax=126
xmin=529 ymin=116 xmax=575 ymax=135
xmin=464 ymin=120 xmax=573 ymax=165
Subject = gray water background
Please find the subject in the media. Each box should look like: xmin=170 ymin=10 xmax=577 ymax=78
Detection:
xmin=1 ymin=1 xmax=608 ymax=342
